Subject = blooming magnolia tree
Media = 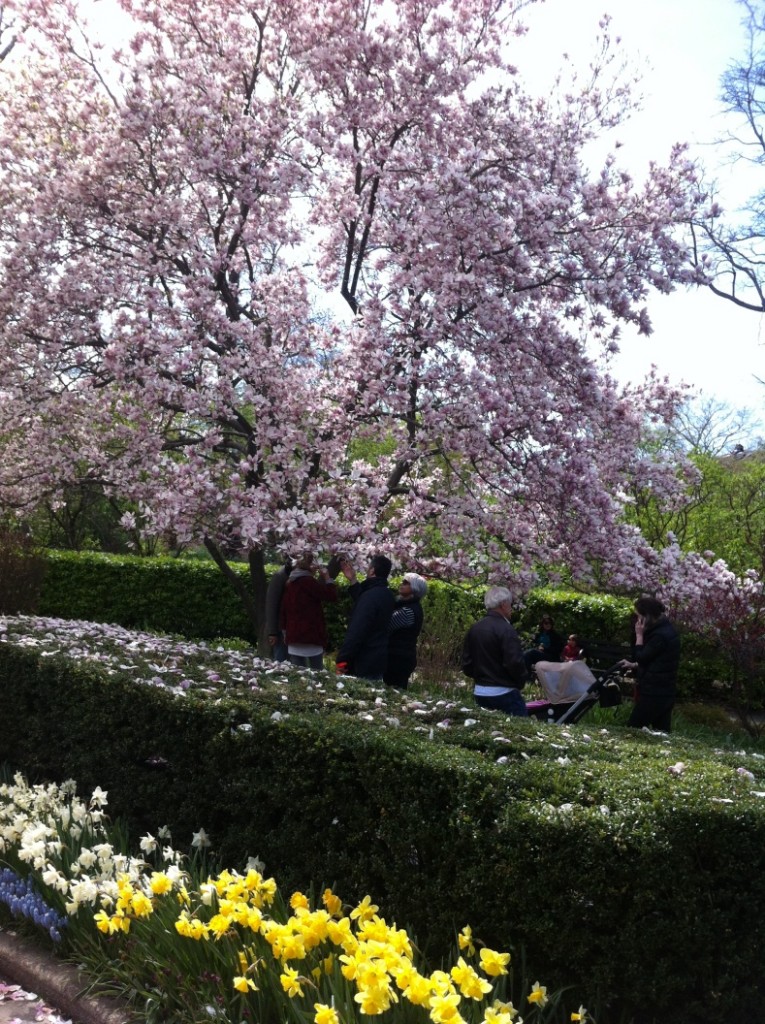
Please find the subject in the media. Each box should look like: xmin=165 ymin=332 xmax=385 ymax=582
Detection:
xmin=0 ymin=0 xmax=705 ymax=639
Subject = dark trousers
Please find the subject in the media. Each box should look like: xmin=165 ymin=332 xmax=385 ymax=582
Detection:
xmin=271 ymin=632 xmax=288 ymax=663
xmin=474 ymin=689 xmax=529 ymax=717
xmin=627 ymin=695 xmax=674 ymax=733
xmin=524 ymin=649 xmax=555 ymax=672
xmin=288 ymin=652 xmax=325 ymax=670
xmin=384 ymin=655 xmax=416 ymax=690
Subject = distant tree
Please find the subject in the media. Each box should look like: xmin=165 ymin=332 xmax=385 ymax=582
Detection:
xmin=0 ymin=0 xmax=706 ymax=643
xmin=660 ymin=395 xmax=763 ymax=456
xmin=691 ymin=0 xmax=765 ymax=311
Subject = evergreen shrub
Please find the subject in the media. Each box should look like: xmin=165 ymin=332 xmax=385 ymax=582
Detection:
xmin=38 ymin=550 xmax=254 ymax=639
xmin=37 ymin=551 xmax=733 ymax=695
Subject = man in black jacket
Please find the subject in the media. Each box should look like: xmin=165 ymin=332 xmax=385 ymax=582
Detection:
xmin=462 ymin=586 xmax=528 ymax=717
xmin=621 ymin=596 xmax=680 ymax=733
xmin=336 ymin=555 xmax=396 ymax=681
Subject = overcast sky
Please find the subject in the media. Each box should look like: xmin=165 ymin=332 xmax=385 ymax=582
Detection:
xmin=516 ymin=0 xmax=765 ymax=417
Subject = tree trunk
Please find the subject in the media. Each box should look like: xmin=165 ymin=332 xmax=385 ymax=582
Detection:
xmin=203 ymin=536 xmax=268 ymax=652
xmin=248 ymin=547 xmax=269 ymax=655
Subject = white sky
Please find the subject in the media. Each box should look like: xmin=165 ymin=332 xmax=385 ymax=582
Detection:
xmin=516 ymin=0 xmax=765 ymax=416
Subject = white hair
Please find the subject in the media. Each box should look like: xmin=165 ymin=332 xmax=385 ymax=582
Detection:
xmin=403 ymin=572 xmax=428 ymax=599
xmin=485 ymin=586 xmax=512 ymax=610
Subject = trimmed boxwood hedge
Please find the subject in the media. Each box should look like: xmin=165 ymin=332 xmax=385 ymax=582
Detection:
xmin=36 ymin=551 xmax=729 ymax=695
xmin=36 ymin=549 xmax=483 ymax=657
xmin=37 ymin=550 xmax=257 ymax=640
xmin=1 ymin=635 xmax=764 ymax=1023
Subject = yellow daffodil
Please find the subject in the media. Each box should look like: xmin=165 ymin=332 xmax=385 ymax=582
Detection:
xmin=245 ymin=906 xmax=263 ymax=931
xmin=429 ymin=991 xmax=465 ymax=1024
xmin=224 ymin=877 xmax=247 ymax=902
xmin=94 ymin=910 xmax=112 ymax=934
xmin=430 ymin=970 xmax=453 ymax=994
xmin=483 ymin=999 xmax=519 ymax=1023
xmin=350 ymin=895 xmax=379 ymax=923
xmin=450 ymin=957 xmax=493 ymax=1000
xmin=280 ymin=931 xmax=307 ymax=960
xmin=571 ymin=1006 xmax=588 ymax=1022
xmin=401 ymin=971 xmax=433 ymax=1007
xmin=257 ymin=876 xmax=277 ymax=905
xmin=280 ymin=966 xmax=304 ymax=998
xmin=339 ymin=951 xmax=360 ymax=981
xmin=528 ymin=982 xmax=548 ymax=1007
xmin=458 ymin=926 xmax=475 ymax=957
xmin=233 ymin=975 xmax=257 ymax=993
xmin=130 ymin=890 xmax=153 ymax=918
xmin=322 ymin=888 xmax=343 ymax=917
xmin=327 ymin=917 xmax=358 ymax=953
xmin=479 ymin=948 xmax=511 ymax=978
xmin=208 ymin=913 xmax=232 ymax=939
xmin=174 ymin=911 xmax=208 ymax=941
xmin=300 ymin=910 xmax=331 ymax=949
xmin=314 ymin=1003 xmax=340 ymax=1024
xmin=290 ymin=890 xmax=309 ymax=910
xmin=218 ymin=898 xmax=237 ymax=919
xmin=149 ymin=871 xmax=172 ymax=896
xmin=354 ymin=985 xmax=395 ymax=1015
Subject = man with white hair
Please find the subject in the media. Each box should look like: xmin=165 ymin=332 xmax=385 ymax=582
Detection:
xmin=462 ymin=586 xmax=528 ymax=717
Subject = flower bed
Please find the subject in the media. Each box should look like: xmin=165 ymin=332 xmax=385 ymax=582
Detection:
xmin=0 ymin=773 xmax=583 ymax=1024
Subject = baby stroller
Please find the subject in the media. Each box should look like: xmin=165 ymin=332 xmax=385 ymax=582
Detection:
xmin=526 ymin=660 xmax=623 ymax=725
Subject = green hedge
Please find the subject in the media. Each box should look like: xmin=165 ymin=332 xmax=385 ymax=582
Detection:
xmin=35 ymin=551 xmax=730 ymax=693
xmin=1 ymin=635 xmax=764 ymax=1023
xmin=35 ymin=550 xmax=482 ymax=656
xmin=37 ymin=550 xmax=256 ymax=640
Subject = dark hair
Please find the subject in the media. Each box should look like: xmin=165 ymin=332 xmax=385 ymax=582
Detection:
xmin=635 ymin=596 xmax=665 ymax=618
xmin=370 ymin=554 xmax=392 ymax=579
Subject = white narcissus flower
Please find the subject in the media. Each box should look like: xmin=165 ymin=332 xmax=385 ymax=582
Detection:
xmin=69 ymin=877 xmax=99 ymax=906
xmin=42 ymin=865 xmax=69 ymax=894
xmin=192 ymin=828 xmax=211 ymax=849
xmin=140 ymin=833 xmax=158 ymax=854
xmin=77 ymin=848 xmax=98 ymax=869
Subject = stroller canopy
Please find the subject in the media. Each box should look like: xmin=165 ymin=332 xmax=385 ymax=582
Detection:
xmin=535 ymin=660 xmax=597 ymax=704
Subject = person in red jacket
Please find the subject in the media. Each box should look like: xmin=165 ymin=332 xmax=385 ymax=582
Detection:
xmin=280 ymin=553 xmax=338 ymax=669
xmin=562 ymin=634 xmax=583 ymax=661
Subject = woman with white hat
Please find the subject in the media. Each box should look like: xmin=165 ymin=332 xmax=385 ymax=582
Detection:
xmin=384 ymin=572 xmax=428 ymax=690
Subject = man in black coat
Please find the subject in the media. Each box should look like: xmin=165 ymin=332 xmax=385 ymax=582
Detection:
xmin=462 ymin=586 xmax=528 ymax=717
xmin=621 ymin=596 xmax=680 ymax=733
xmin=336 ymin=555 xmax=396 ymax=681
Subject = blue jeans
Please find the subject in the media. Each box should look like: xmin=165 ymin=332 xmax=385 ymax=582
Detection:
xmin=474 ymin=689 xmax=528 ymax=717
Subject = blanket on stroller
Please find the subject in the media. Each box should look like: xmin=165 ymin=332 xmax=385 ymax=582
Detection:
xmin=534 ymin=660 xmax=597 ymax=704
